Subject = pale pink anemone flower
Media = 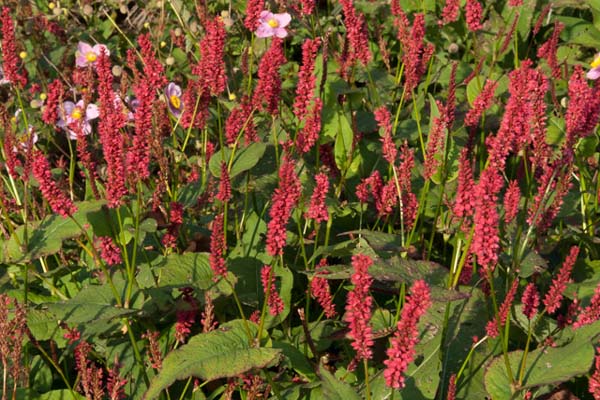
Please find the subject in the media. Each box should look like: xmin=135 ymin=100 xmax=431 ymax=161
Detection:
xmin=57 ymin=100 xmax=99 ymax=140
xmin=255 ymin=11 xmax=291 ymax=38
xmin=165 ymin=82 xmax=183 ymax=118
xmin=587 ymin=53 xmax=600 ymax=80
xmin=75 ymin=41 xmax=110 ymax=68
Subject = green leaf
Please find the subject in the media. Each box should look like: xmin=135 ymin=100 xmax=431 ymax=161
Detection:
xmin=46 ymin=283 xmax=140 ymax=336
xmin=332 ymin=113 xmax=354 ymax=172
xmin=172 ymin=48 xmax=188 ymax=66
xmin=442 ymin=288 xmax=490 ymax=399
xmin=342 ymin=230 xmax=404 ymax=255
xmin=517 ymin=249 xmax=548 ymax=278
xmin=27 ymin=309 xmax=67 ymax=346
xmin=144 ymin=320 xmax=281 ymax=399
xmin=431 ymin=138 xmax=459 ymax=185
xmin=273 ymin=341 xmax=317 ymax=381
xmin=484 ymin=321 xmax=600 ymax=399
xmin=177 ymin=179 xmax=205 ymax=208
xmin=466 ymin=77 xmax=484 ymax=107
xmin=558 ymin=16 xmax=600 ymax=47
xmin=30 ymin=356 xmax=53 ymax=393
xmin=577 ymin=135 xmax=599 ymax=158
xmin=0 ymin=200 xmax=106 ymax=263
xmin=319 ymin=366 xmax=361 ymax=400
xmin=209 ymin=142 xmax=266 ymax=179
xmin=151 ymin=252 xmax=234 ymax=296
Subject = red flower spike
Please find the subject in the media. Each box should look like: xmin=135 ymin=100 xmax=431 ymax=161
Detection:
xmin=266 ymin=157 xmax=301 ymax=256
xmin=521 ymin=283 xmax=540 ymax=320
xmin=294 ymin=38 xmax=321 ymax=122
xmin=261 ymin=265 xmax=284 ymax=316
xmin=503 ymin=180 xmax=521 ymax=224
xmin=543 ymin=246 xmax=579 ymax=314
xmin=537 ymin=22 xmax=564 ymax=79
xmin=384 ymin=280 xmax=431 ymax=388
xmin=374 ymin=106 xmax=396 ymax=165
xmin=310 ymin=259 xmax=337 ymax=318
xmin=97 ymin=50 xmax=128 ymax=208
xmin=306 ymin=173 xmax=329 ymax=223
xmin=486 ymin=279 xmax=519 ymax=338
xmin=345 ymin=254 xmax=374 ymax=362
xmin=217 ymin=162 xmax=232 ymax=203
xmin=253 ymin=38 xmax=286 ymax=115
xmin=209 ymin=213 xmax=227 ymax=278
xmin=441 ymin=0 xmax=460 ymax=25
xmin=0 ymin=8 xmax=27 ymax=87
xmin=472 ymin=168 xmax=503 ymax=273
xmin=465 ymin=0 xmax=483 ymax=32
xmin=589 ymin=348 xmax=600 ymax=399
xmin=32 ymin=151 xmax=77 ymax=218
xmin=464 ymin=80 xmax=497 ymax=128
xmin=244 ymin=0 xmax=263 ymax=31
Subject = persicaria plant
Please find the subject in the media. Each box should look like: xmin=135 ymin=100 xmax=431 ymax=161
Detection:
xmin=1 ymin=1 xmax=600 ymax=399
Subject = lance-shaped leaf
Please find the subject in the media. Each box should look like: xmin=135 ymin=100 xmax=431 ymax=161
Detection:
xmin=209 ymin=142 xmax=266 ymax=179
xmin=144 ymin=320 xmax=281 ymax=399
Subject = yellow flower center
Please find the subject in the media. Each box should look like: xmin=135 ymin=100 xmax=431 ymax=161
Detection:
xmin=71 ymin=107 xmax=83 ymax=120
xmin=267 ymin=18 xmax=279 ymax=28
xmin=86 ymin=52 xmax=97 ymax=62
xmin=170 ymin=95 xmax=181 ymax=109
xmin=591 ymin=54 xmax=600 ymax=69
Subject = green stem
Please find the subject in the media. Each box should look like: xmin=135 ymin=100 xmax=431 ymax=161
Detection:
xmin=517 ymin=320 xmax=533 ymax=386
xmin=363 ymin=358 xmax=371 ymax=400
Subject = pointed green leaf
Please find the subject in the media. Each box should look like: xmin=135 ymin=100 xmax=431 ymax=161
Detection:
xmin=144 ymin=320 xmax=281 ymax=399
xmin=209 ymin=142 xmax=266 ymax=179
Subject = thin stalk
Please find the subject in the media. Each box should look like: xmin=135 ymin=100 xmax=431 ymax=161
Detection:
xmin=517 ymin=320 xmax=533 ymax=385
xmin=178 ymin=377 xmax=193 ymax=400
xmin=455 ymin=336 xmax=489 ymax=380
xmin=451 ymin=226 xmax=475 ymax=289
xmin=224 ymin=277 xmax=253 ymax=343
xmin=125 ymin=183 xmax=143 ymax=307
xmin=31 ymin=342 xmax=77 ymax=396
xmin=487 ymin=274 xmax=514 ymax=384
xmin=363 ymin=358 xmax=371 ymax=400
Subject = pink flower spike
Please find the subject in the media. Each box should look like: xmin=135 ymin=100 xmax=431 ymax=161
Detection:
xmin=255 ymin=11 xmax=291 ymax=38
xmin=587 ymin=53 xmax=600 ymax=80
xmin=76 ymin=41 xmax=110 ymax=68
